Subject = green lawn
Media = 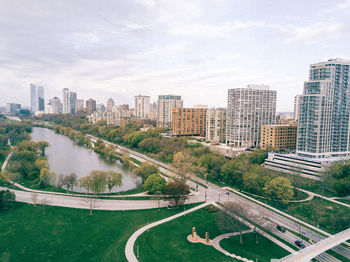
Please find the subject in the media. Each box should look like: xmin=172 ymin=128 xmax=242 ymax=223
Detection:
xmin=0 ymin=202 xmax=200 ymax=262
xmin=260 ymin=197 xmax=350 ymax=234
xmin=337 ymin=199 xmax=350 ymax=205
xmin=137 ymin=207 xmax=250 ymax=262
xmin=220 ymin=233 xmax=290 ymax=262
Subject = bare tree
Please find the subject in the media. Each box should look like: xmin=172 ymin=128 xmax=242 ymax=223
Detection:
xmin=219 ymin=201 xmax=250 ymax=244
xmin=40 ymin=197 xmax=50 ymax=215
xmin=83 ymin=196 xmax=99 ymax=215
xmin=31 ymin=193 xmax=38 ymax=207
xmin=172 ymin=152 xmax=194 ymax=183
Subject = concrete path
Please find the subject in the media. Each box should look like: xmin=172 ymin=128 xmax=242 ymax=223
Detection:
xmin=297 ymin=187 xmax=350 ymax=208
xmin=212 ymin=230 xmax=254 ymax=262
xmin=125 ymin=201 xmax=211 ymax=262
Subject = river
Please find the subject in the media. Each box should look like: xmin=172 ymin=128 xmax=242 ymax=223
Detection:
xmin=31 ymin=127 xmax=141 ymax=192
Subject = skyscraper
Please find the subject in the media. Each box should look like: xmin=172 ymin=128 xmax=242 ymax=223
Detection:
xmin=106 ymin=98 xmax=115 ymax=112
xmin=293 ymin=94 xmax=302 ymax=121
xmin=86 ymin=98 xmax=97 ymax=115
xmin=297 ymin=58 xmax=350 ymax=159
xmin=48 ymin=97 xmax=62 ymax=113
xmin=134 ymin=95 xmax=150 ymax=119
xmin=226 ymin=85 xmax=276 ymax=147
xmin=62 ymin=88 xmax=77 ymax=114
xmin=30 ymin=84 xmax=44 ymax=112
xmin=157 ymin=95 xmax=183 ymax=128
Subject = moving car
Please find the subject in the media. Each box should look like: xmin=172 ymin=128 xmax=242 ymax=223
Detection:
xmin=276 ymin=225 xmax=286 ymax=233
xmin=295 ymin=240 xmax=306 ymax=248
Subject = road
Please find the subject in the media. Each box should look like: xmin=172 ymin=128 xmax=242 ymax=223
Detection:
xmin=87 ymin=134 xmax=350 ymax=262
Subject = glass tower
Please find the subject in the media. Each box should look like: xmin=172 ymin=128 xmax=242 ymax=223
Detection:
xmin=297 ymin=58 xmax=350 ymax=159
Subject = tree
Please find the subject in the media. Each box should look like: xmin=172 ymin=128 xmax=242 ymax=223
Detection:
xmin=172 ymin=152 xmax=194 ymax=183
xmin=143 ymin=174 xmax=166 ymax=194
xmin=163 ymin=181 xmax=190 ymax=207
xmin=79 ymin=175 xmax=93 ymax=194
xmin=218 ymin=201 xmax=250 ymax=244
xmin=83 ymin=195 xmax=99 ymax=215
xmin=39 ymin=168 xmax=56 ymax=186
xmin=35 ymin=159 xmax=49 ymax=170
xmin=37 ymin=141 xmax=49 ymax=156
xmin=0 ymin=190 xmax=15 ymax=209
xmin=133 ymin=162 xmax=159 ymax=180
xmin=58 ymin=173 xmax=78 ymax=193
xmin=3 ymin=171 xmax=22 ymax=185
xmin=88 ymin=170 xmax=107 ymax=195
xmin=263 ymin=177 xmax=294 ymax=205
xmin=105 ymin=171 xmax=123 ymax=193
xmin=16 ymin=151 xmax=38 ymax=176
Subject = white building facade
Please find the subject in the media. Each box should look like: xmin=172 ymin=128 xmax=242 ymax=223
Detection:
xmin=157 ymin=95 xmax=183 ymax=128
xmin=134 ymin=95 xmax=150 ymax=119
xmin=226 ymin=85 xmax=276 ymax=148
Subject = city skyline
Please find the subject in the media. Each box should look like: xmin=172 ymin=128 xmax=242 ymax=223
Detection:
xmin=1 ymin=0 xmax=350 ymax=110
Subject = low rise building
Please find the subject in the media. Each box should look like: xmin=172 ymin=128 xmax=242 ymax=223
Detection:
xmin=260 ymin=124 xmax=297 ymax=151
xmin=172 ymin=108 xmax=207 ymax=137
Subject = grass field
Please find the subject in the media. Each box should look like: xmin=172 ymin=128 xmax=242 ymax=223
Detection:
xmin=136 ymin=207 xmax=250 ymax=262
xmin=0 ymin=202 xmax=200 ymax=262
xmin=337 ymin=198 xmax=350 ymax=205
xmin=220 ymin=232 xmax=290 ymax=262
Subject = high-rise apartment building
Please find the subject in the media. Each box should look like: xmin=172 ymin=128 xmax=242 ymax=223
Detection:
xmin=226 ymin=85 xmax=276 ymax=147
xmin=106 ymin=98 xmax=115 ymax=112
xmin=134 ymin=95 xmax=150 ymax=119
xmin=260 ymin=124 xmax=297 ymax=151
xmin=30 ymin=84 xmax=44 ymax=112
xmin=47 ymin=97 xmax=62 ymax=114
xmin=172 ymin=108 xmax=207 ymax=137
xmin=76 ymin=99 xmax=84 ymax=110
xmin=86 ymin=98 xmax=96 ymax=115
xmin=297 ymin=58 xmax=350 ymax=159
xmin=293 ymin=95 xmax=302 ymax=121
xmin=206 ymin=108 xmax=226 ymax=144
xmin=157 ymin=95 xmax=183 ymax=128
xmin=62 ymin=88 xmax=77 ymax=114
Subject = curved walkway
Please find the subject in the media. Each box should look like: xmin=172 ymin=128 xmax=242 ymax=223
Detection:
xmin=297 ymin=188 xmax=350 ymax=208
xmin=212 ymin=230 xmax=254 ymax=262
xmin=125 ymin=201 xmax=211 ymax=262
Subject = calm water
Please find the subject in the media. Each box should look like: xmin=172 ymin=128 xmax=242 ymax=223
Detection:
xmin=31 ymin=127 xmax=141 ymax=192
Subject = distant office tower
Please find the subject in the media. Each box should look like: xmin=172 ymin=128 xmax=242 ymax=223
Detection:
xmin=119 ymin=104 xmax=129 ymax=110
xmin=106 ymin=98 xmax=115 ymax=112
xmin=297 ymin=58 xmax=350 ymax=159
xmin=293 ymin=95 xmax=302 ymax=121
xmin=96 ymin=103 xmax=105 ymax=112
xmin=76 ymin=99 xmax=84 ymax=110
xmin=206 ymin=108 xmax=226 ymax=144
xmin=86 ymin=98 xmax=97 ymax=115
xmin=62 ymin=88 xmax=77 ymax=114
xmin=30 ymin=84 xmax=44 ymax=112
xmin=6 ymin=103 xmax=21 ymax=115
xmin=172 ymin=108 xmax=207 ymax=137
xmin=157 ymin=95 xmax=183 ymax=128
xmin=226 ymin=85 xmax=277 ymax=147
xmin=260 ymin=124 xmax=297 ymax=150
xmin=134 ymin=95 xmax=150 ymax=119
xmin=48 ymin=97 xmax=62 ymax=113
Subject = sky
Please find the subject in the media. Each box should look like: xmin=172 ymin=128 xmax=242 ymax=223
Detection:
xmin=0 ymin=0 xmax=350 ymax=111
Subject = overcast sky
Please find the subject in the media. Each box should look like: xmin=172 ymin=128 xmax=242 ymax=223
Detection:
xmin=1 ymin=0 xmax=349 ymax=111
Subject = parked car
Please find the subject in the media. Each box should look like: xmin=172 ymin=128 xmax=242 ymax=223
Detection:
xmin=276 ymin=225 xmax=286 ymax=233
xmin=295 ymin=240 xmax=306 ymax=248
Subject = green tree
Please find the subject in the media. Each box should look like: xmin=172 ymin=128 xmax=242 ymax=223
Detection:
xmin=88 ymin=170 xmax=107 ymax=195
xmin=172 ymin=151 xmax=194 ymax=183
xmin=0 ymin=190 xmax=15 ymax=210
xmin=37 ymin=141 xmax=50 ymax=156
xmin=263 ymin=177 xmax=294 ymax=205
xmin=163 ymin=181 xmax=190 ymax=207
xmin=106 ymin=171 xmax=123 ymax=193
xmin=133 ymin=162 xmax=159 ymax=180
xmin=15 ymin=151 xmax=38 ymax=176
xmin=39 ymin=168 xmax=56 ymax=186
xmin=58 ymin=173 xmax=78 ymax=193
xmin=143 ymin=174 xmax=166 ymax=194
xmin=35 ymin=159 xmax=49 ymax=170
xmin=79 ymin=175 xmax=93 ymax=194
